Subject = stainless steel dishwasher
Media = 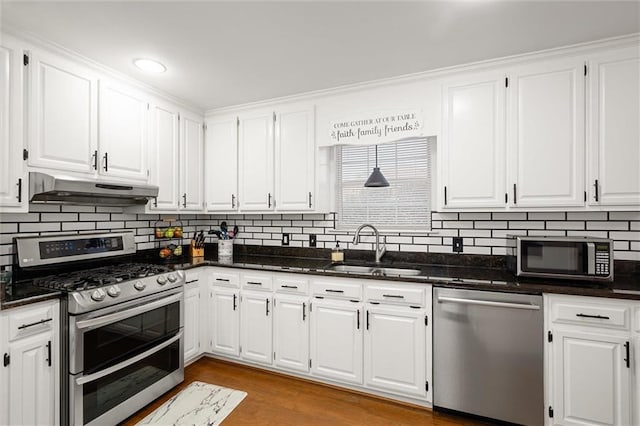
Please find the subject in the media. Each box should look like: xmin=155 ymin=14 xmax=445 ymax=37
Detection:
xmin=433 ymin=287 xmax=544 ymax=425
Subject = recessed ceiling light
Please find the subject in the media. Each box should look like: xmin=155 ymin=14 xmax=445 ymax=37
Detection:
xmin=133 ymin=58 xmax=166 ymax=73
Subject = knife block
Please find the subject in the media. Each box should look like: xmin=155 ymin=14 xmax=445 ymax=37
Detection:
xmin=189 ymin=240 xmax=204 ymax=258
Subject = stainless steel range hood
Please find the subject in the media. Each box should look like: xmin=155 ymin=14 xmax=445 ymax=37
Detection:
xmin=29 ymin=172 xmax=158 ymax=206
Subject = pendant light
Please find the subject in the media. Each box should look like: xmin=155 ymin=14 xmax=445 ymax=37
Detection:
xmin=364 ymin=145 xmax=389 ymax=187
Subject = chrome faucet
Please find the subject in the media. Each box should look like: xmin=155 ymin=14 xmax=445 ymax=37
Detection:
xmin=352 ymin=224 xmax=386 ymax=263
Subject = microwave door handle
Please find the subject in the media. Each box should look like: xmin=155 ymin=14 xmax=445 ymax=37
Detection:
xmin=587 ymin=242 xmax=596 ymax=275
xmin=75 ymin=330 xmax=183 ymax=386
xmin=75 ymin=292 xmax=182 ymax=330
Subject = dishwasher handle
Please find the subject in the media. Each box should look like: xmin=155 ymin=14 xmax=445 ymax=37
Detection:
xmin=437 ymin=296 xmax=541 ymax=311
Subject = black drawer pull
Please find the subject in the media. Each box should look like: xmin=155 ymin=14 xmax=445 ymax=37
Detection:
xmin=46 ymin=340 xmax=52 ymax=367
xmin=281 ymin=285 xmax=298 ymax=289
xmin=383 ymin=294 xmax=405 ymax=299
xmin=325 ymin=289 xmax=344 ymax=293
xmin=624 ymin=341 xmax=630 ymax=368
xmin=18 ymin=318 xmax=52 ymax=330
xmin=302 ymin=303 xmax=306 ymax=321
xmin=576 ymin=313 xmax=610 ymax=320
xmin=216 ymin=278 xmax=230 ymax=282
xmin=357 ymin=309 xmax=360 ymax=329
xmin=186 ymin=279 xmax=199 ymax=284
xmin=247 ymin=281 xmax=262 ymax=286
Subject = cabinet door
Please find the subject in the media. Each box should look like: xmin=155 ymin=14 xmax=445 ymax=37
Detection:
xmin=589 ymin=47 xmax=640 ymax=206
xmin=98 ymin=80 xmax=148 ymax=181
xmin=310 ymin=299 xmax=363 ymax=384
xmin=28 ymin=49 xmax=98 ymax=174
xmin=364 ymin=305 xmax=426 ymax=398
xmin=508 ymin=57 xmax=585 ymax=207
xmin=275 ymin=105 xmax=315 ymax=211
xmin=8 ymin=333 xmax=55 ymax=426
xmin=552 ymin=330 xmax=631 ymax=426
xmin=184 ymin=285 xmax=200 ymax=362
xmin=205 ymin=116 xmax=238 ymax=211
xmin=441 ymin=72 xmax=506 ymax=208
xmin=238 ymin=110 xmax=274 ymax=211
xmin=240 ymin=291 xmax=273 ymax=365
xmin=210 ymin=286 xmax=240 ymax=357
xmin=180 ymin=112 xmax=204 ymax=211
xmin=148 ymin=102 xmax=180 ymax=211
xmin=273 ymin=294 xmax=309 ymax=373
xmin=0 ymin=37 xmax=26 ymax=211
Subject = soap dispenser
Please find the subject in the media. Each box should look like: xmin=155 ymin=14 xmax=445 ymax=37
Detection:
xmin=331 ymin=242 xmax=344 ymax=263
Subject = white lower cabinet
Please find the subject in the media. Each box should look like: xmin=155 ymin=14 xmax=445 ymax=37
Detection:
xmin=240 ymin=291 xmax=273 ymax=365
xmin=310 ymin=298 xmax=363 ymax=385
xmin=0 ymin=300 xmax=59 ymax=426
xmin=273 ymin=294 xmax=309 ymax=373
xmin=209 ymin=285 xmax=240 ymax=357
xmin=364 ymin=304 xmax=427 ymax=398
xmin=546 ymin=294 xmax=635 ymax=426
xmin=184 ymin=283 xmax=201 ymax=363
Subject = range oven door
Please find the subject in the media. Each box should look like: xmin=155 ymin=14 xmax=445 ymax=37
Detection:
xmin=69 ymin=290 xmax=184 ymax=426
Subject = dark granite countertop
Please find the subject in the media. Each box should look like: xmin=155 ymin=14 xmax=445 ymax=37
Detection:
xmin=3 ymin=244 xmax=639 ymax=309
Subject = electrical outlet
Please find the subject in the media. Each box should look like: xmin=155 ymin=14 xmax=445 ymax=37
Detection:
xmin=309 ymin=234 xmax=317 ymax=247
xmin=282 ymin=233 xmax=290 ymax=246
xmin=453 ymin=237 xmax=463 ymax=253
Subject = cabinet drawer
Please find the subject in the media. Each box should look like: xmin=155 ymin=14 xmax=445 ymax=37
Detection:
xmin=550 ymin=297 xmax=630 ymax=330
xmin=8 ymin=304 xmax=55 ymax=341
xmin=274 ymin=275 xmax=309 ymax=294
xmin=185 ymin=270 xmax=200 ymax=285
xmin=241 ymin=272 xmax=273 ymax=291
xmin=210 ymin=270 xmax=240 ymax=288
xmin=366 ymin=283 xmax=425 ymax=307
xmin=311 ymin=279 xmax=362 ymax=300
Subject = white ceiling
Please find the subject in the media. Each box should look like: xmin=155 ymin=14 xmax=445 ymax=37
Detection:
xmin=1 ymin=1 xmax=639 ymax=111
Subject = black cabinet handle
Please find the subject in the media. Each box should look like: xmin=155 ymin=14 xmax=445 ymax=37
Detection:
xmin=383 ymin=294 xmax=404 ymax=299
xmin=103 ymin=152 xmax=108 ymax=171
xmin=246 ymin=281 xmax=262 ymax=286
xmin=325 ymin=289 xmax=344 ymax=294
xmin=444 ymin=186 xmax=447 ymax=205
xmin=233 ymin=294 xmax=237 ymax=311
xmin=357 ymin=309 xmax=360 ymax=329
xmin=185 ymin=279 xmax=199 ymax=284
xmin=625 ymin=341 xmax=630 ymax=368
xmin=92 ymin=150 xmax=98 ymax=170
xmin=216 ymin=278 xmax=230 ymax=282
xmin=281 ymin=285 xmax=298 ymax=289
xmin=231 ymin=194 xmax=236 ymax=209
xmin=18 ymin=318 xmax=52 ymax=330
xmin=576 ymin=313 xmax=610 ymax=320
xmin=366 ymin=310 xmax=370 ymax=330
xmin=3 ymin=353 xmax=9 ymax=367
xmin=16 ymin=178 xmax=22 ymax=202
xmin=308 ymin=192 xmax=312 ymax=208
xmin=268 ymin=193 xmax=272 ymax=208
xmin=302 ymin=303 xmax=306 ymax=321
xmin=46 ymin=340 xmax=51 ymax=367
xmin=513 ymin=183 xmax=517 ymax=204
xmin=182 ymin=193 xmax=187 ymax=208
xmin=266 ymin=298 xmax=270 ymax=316
xmin=594 ymin=179 xmax=599 ymax=202
xmin=153 ymin=197 xmax=158 ymax=207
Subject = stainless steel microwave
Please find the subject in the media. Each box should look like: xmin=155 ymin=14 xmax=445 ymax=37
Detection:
xmin=507 ymin=236 xmax=613 ymax=282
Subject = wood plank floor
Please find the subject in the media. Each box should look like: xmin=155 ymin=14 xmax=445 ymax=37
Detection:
xmin=121 ymin=357 xmax=488 ymax=425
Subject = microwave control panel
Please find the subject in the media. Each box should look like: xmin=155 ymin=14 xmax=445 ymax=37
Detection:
xmin=595 ymin=244 xmax=611 ymax=276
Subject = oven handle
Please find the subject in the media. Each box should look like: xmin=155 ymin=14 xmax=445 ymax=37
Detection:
xmin=75 ymin=292 xmax=183 ymax=331
xmin=75 ymin=330 xmax=183 ymax=386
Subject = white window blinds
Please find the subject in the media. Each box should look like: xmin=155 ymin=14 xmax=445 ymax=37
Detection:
xmin=336 ymin=138 xmax=432 ymax=231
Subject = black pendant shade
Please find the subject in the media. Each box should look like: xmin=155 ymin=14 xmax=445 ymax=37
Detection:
xmin=364 ymin=145 xmax=389 ymax=187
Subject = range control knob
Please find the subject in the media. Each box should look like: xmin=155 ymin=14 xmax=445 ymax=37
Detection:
xmin=167 ymin=273 xmax=177 ymax=283
xmin=134 ymin=281 xmax=146 ymax=291
xmin=107 ymin=286 xmax=121 ymax=298
xmin=157 ymin=275 xmax=167 ymax=285
xmin=91 ymin=289 xmax=106 ymax=302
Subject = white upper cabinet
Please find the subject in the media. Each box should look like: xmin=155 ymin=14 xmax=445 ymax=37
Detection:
xmin=98 ymin=79 xmax=149 ymax=181
xmin=27 ymin=49 xmax=98 ymax=174
xmin=180 ymin=111 xmax=204 ymax=211
xmin=275 ymin=104 xmax=315 ymax=211
xmin=205 ymin=116 xmax=238 ymax=211
xmin=0 ymin=36 xmax=26 ymax=211
xmin=588 ymin=46 xmax=640 ymax=206
xmin=441 ymin=71 xmax=507 ymax=209
xmin=148 ymin=101 xmax=180 ymax=211
xmin=508 ymin=57 xmax=586 ymax=207
xmin=238 ymin=110 xmax=275 ymax=211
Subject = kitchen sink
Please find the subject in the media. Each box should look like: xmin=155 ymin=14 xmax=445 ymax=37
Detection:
xmin=326 ymin=264 xmax=422 ymax=277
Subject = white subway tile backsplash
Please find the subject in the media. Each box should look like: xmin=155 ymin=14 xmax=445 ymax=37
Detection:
xmin=509 ymin=221 xmax=544 ymax=229
xmin=528 ymin=212 xmax=566 ymax=220
xmin=610 ymin=231 xmax=640 ymax=241
xmin=459 ymin=213 xmax=491 ymax=220
xmin=29 ymin=204 xmax=61 ymax=212
xmin=546 ymin=221 xmax=584 ymax=230
xmin=567 ymin=212 xmax=608 ymax=220
xmin=62 ymin=205 xmax=95 ymax=212
xmin=492 ymin=212 xmax=527 ymax=220
xmin=610 ymin=212 xmax=640 ymax=221
xmin=615 ymin=251 xmax=640 ymax=261
xmin=79 ymin=213 xmax=110 ymax=221
xmin=587 ymin=221 xmax=628 ymax=230
xmin=475 ymin=221 xmax=508 ymax=229
xmin=41 ymin=213 xmax=79 ymax=222
xmin=19 ymin=222 xmax=61 ymax=233
xmin=566 ymin=230 xmax=608 ymax=238
xmin=96 ymin=221 xmax=124 ymax=229
xmin=2 ymin=213 xmax=40 ymax=222
xmin=62 ymin=222 xmax=96 ymax=231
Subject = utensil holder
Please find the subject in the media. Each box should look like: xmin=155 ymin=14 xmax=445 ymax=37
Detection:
xmin=189 ymin=240 xmax=204 ymax=258
xmin=218 ymin=239 xmax=233 ymax=262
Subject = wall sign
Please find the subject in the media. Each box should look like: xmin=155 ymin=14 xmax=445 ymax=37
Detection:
xmin=328 ymin=109 xmax=424 ymax=146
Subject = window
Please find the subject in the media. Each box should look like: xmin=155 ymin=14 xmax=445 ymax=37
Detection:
xmin=336 ymin=138 xmax=433 ymax=231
